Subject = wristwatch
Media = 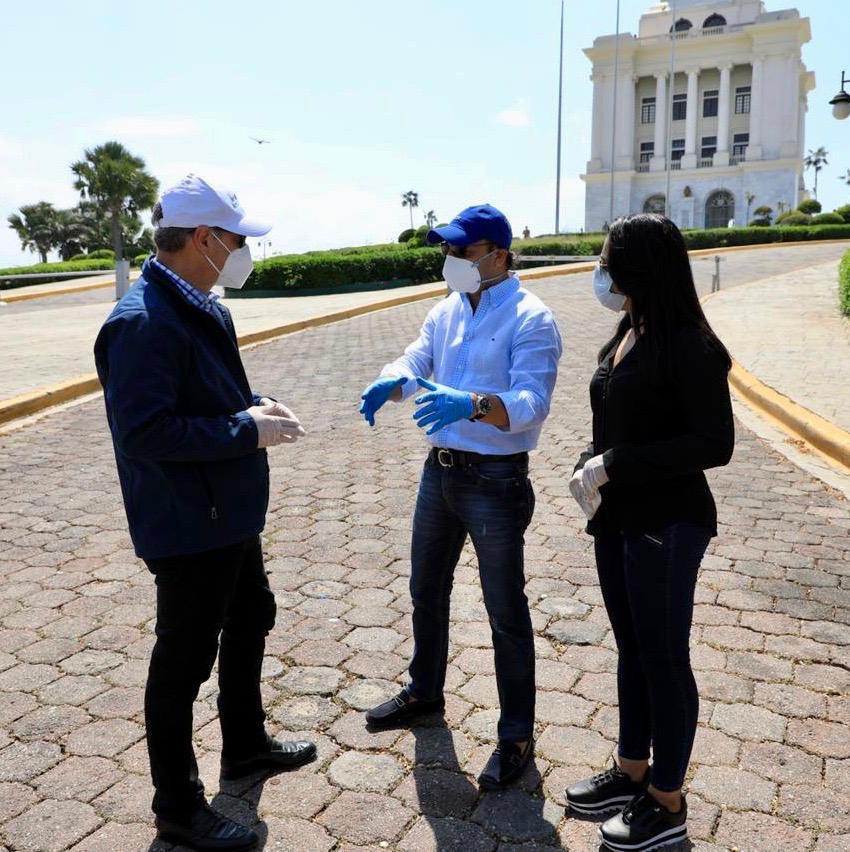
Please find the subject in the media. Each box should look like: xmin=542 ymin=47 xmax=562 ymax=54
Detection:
xmin=470 ymin=393 xmax=493 ymax=421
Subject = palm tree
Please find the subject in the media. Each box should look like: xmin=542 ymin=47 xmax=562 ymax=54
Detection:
xmin=7 ymin=202 xmax=59 ymax=263
xmin=401 ymin=190 xmax=419 ymax=230
xmin=744 ymin=191 xmax=756 ymax=226
xmin=840 ymin=169 xmax=850 ymax=186
xmin=424 ymin=210 xmax=437 ymax=229
xmin=803 ymin=146 xmax=829 ymax=200
xmin=71 ymin=141 xmax=159 ymax=260
xmin=52 ymin=207 xmax=90 ymax=260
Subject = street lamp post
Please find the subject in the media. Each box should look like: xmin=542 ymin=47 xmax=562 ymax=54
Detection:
xmin=555 ymin=0 xmax=565 ymax=234
xmin=830 ymin=71 xmax=850 ymax=120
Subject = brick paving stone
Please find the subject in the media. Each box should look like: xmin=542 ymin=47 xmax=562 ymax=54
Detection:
xmin=327 ymin=750 xmax=405 ymax=792
xmin=787 ymin=719 xmax=850 ymax=759
xmin=689 ymin=766 xmax=776 ymax=811
xmin=33 ymin=756 xmax=123 ymax=802
xmin=779 ymin=784 xmax=850 ymax=833
xmin=277 ymin=665 xmax=346 ymax=696
xmin=262 ymin=816 xmax=335 ymax=852
xmin=337 ymin=677 xmax=398 ymax=711
xmin=317 ymin=790 xmax=414 ymax=844
xmin=710 ymin=702 xmax=786 ymax=742
xmin=471 ymin=788 xmax=563 ymax=844
xmin=66 ymin=821 xmax=154 ymax=852
xmin=740 ymin=741 xmax=824 ymax=785
xmin=328 ymin=709 xmax=401 ymax=751
xmin=64 ymin=718 xmax=145 ymax=757
xmin=537 ymin=725 xmax=613 ymax=766
xmin=4 ymin=799 xmax=101 ymax=852
xmin=393 ymin=766 xmax=479 ymax=818
xmin=392 ymin=727 xmax=474 ymax=769
xmin=398 ymin=815 xmax=496 ymax=852
xmin=715 ymin=810 xmax=813 ymax=851
xmin=258 ymin=770 xmax=338 ymax=819
xmin=271 ymin=695 xmax=341 ymax=730
xmin=813 ymin=835 xmax=850 ymax=852
xmin=752 ymin=682 xmax=827 ymax=718
xmin=690 ymin=726 xmax=740 ymax=767
xmin=8 ymin=703 xmax=91 ymax=741
xmin=0 ymin=740 xmax=62 ymax=781
xmin=0 ymin=781 xmax=38 ymax=822
xmin=795 ymin=663 xmax=850 ymax=694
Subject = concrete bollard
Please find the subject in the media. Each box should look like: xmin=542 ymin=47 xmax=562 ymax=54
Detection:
xmin=115 ymin=259 xmax=131 ymax=300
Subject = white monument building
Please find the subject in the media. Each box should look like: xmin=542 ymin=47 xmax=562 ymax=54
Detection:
xmin=581 ymin=0 xmax=815 ymax=231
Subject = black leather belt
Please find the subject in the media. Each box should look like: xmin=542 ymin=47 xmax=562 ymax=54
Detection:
xmin=428 ymin=447 xmax=529 ymax=469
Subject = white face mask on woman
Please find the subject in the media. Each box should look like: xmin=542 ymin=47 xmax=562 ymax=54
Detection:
xmin=204 ymin=230 xmax=254 ymax=289
xmin=593 ymin=264 xmax=627 ymax=312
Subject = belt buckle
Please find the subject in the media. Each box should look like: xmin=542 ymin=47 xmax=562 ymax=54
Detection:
xmin=437 ymin=449 xmax=454 ymax=468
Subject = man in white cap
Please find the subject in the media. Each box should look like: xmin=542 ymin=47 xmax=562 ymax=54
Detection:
xmin=94 ymin=175 xmax=315 ymax=851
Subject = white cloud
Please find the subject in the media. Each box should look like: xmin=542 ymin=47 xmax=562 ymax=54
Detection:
xmin=495 ymin=101 xmax=531 ymax=128
xmin=96 ymin=116 xmax=201 ymax=138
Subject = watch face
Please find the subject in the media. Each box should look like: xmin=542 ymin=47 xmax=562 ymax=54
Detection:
xmin=479 ymin=395 xmax=493 ymax=415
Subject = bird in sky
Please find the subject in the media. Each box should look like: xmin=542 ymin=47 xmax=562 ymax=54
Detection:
xmin=249 ymin=137 xmax=272 ymax=145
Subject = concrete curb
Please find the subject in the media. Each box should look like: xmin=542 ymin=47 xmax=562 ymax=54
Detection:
xmin=0 ymin=274 xmax=141 ymax=304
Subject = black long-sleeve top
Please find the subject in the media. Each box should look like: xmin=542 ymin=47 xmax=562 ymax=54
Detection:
xmin=575 ymin=326 xmax=735 ymax=537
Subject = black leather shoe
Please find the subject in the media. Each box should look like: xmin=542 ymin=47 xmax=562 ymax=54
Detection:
xmin=477 ymin=738 xmax=535 ymax=791
xmin=156 ymin=802 xmax=258 ymax=851
xmin=220 ymin=734 xmax=317 ymax=780
xmin=365 ymin=688 xmax=445 ymax=727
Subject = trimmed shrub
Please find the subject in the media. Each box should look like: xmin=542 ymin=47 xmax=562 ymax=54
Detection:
xmin=397 ymin=228 xmax=415 ymax=243
xmin=233 ymin=224 xmax=850 ymax=293
xmin=835 ymin=204 xmax=850 ymax=224
xmin=840 ymin=249 xmax=850 ymax=318
xmin=775 ymin=212 xmax=812 ymax=226
xmin=797 ymin=198 xmax=822 ymax=215
xmin=134 ymin=253 xmax=150 ymax=267
xmin=87 ymin=248 xmax=116 ymax=260
xmin=812 ymin=212 xmax=845 ymax=225
xmin=0 ymin=258 xmax=116 ymax=289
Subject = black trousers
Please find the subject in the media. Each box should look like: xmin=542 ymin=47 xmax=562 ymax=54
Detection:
xmin=143 ymin=536 xmax=276 ymax=818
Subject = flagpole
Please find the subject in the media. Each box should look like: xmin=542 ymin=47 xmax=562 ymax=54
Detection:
xmin=555 ymin=0 xmax=565 ymax=234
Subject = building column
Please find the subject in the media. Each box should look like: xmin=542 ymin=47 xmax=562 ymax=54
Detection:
xmin=588 ymin=72 xmax=605 ymax=171
xmin=681 ymin=68 xmax=700 ymax=169
xmin=714 ymin=63 xmax=732 ymax=166
xmin=747 ymin=57 xmax=764 ymax=161
xmin=615 ymin=72 xmax=637 ymax=169
xmin=650 ymin=72 xmax=668 ymax=172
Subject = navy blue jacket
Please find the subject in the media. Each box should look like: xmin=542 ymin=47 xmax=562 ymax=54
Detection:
xmin=94 ymin=260 xmax=269 ymax=560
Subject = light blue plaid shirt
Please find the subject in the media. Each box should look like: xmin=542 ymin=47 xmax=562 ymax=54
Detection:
xmin=151 ymin=258 xmax=220 ymax=315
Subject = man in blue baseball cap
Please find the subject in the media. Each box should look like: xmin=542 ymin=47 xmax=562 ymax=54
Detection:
xmin=359 ymin=204 xmax=562 ymax=790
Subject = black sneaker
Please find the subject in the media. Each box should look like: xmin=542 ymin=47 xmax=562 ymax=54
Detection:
xmin=599 ymin=792 xmax=687 ymax=851
xmin=566 ymin=760 xmax=649 ymax=816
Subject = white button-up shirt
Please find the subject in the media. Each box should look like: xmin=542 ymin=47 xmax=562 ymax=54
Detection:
xmin=381 ymin=274 xmax=562 ymax=454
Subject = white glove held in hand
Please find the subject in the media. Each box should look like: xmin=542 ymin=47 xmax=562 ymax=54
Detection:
xmin=246 ymin=404 xmax=306 ymax=449
xmin=569 ymin=470 xmax=602 ymax=520
xmin=569 ymin=455 xmax=610 ymax=520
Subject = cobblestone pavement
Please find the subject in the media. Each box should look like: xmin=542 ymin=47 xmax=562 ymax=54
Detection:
xmin=0 ymin=267 xmax=849 ymax=852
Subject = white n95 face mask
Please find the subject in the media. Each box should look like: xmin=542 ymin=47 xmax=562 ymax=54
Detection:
xmin=593 ymin=264 xmax=627 ymax=312
xmin=205 ymin=231 xmax=255 ymax=289
xmin=442 ymin=249 xmax=502 ymax=294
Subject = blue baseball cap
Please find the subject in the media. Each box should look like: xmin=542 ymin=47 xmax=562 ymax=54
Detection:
xmin=426 ymin=204 xmax=513 ymax=249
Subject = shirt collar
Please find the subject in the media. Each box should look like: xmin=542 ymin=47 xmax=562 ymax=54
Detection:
xmin=480 ymin=273 xmax=520 ymax=308
xmin=150 ymin=257 xmax=220 ymax=313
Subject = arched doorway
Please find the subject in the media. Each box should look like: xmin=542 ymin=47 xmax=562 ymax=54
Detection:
xmin=705 ymin=190 xmax=735 ymax=228
xmin=643 ymin=194 xmax=666 ymax=215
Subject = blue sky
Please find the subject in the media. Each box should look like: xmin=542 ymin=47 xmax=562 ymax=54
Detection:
xmin=1 ymin=0 xmax=847 ymax=265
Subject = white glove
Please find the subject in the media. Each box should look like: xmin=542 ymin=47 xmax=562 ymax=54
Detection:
xmin=246 ymin=404 xmax=306 ymax=449
xmin=570 ymin=470 xmax=602 ymax=520
xmin=569 ymin=455 xmax=610 ymax=520
xmin=259 ymin=397 xmax=303 ymax=427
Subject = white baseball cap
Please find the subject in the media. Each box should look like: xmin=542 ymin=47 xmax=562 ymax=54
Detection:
xmin=156 ymin=174 xmax=271 ymax=236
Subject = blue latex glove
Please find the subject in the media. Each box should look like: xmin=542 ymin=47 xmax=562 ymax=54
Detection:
xmin=359 ymin=376 xmax=406 ymax=427
xmin=413 ymin=378 xmax=474 ymax=435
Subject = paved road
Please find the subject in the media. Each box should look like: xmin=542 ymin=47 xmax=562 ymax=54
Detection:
xmin=1 ymin=243 xmax=847 ymax=403
xmin=0 ymin=265 xmax=848 ymax=850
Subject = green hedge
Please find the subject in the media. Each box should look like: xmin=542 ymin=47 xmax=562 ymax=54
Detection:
xmin=840 ymin=249 xmax=850 ymax=318
xmin=0 ymin=258 xmax=116 ymax=290
xmin=246 ymin=247 xmax=445 ymax=292
xmin=241 ymin=225 xmax=850 ymax=293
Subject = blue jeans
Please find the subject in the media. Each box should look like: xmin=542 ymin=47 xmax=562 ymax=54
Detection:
xmin=408 ymin=455 xmax=536 ymax=742
xmin=594 ymin=523 xmax=712 ymax=792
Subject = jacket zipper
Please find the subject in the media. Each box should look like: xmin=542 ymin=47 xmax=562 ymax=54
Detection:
xmin=197 ymin=466 xmax=219 ymax=521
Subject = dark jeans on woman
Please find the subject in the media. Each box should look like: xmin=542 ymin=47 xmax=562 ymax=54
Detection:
xmin=143 ymin=536 xmax=277 ymax=818
xmin=408 ymin=455 xmax=536 ymax=742
xmin=594 ymin=522 xmax=712 ymax=792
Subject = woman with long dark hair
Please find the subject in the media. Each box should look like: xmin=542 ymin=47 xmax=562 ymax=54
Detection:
xmin=565 ymin=214 xmax=734 ymax=851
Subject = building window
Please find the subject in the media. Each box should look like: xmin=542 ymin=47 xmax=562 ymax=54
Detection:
xmin=703 ymin=89 xmax=719 ymax=118
xmin=703 ymin=13 xmax=727 ymax=28
xmin=643 ymin=194 xmax=666 ymax=214
xmin=672 ymin=93 xmax=687 ymax=121
xmin=732 ymin=133 xmax=749 ymax=157
xmin=701 ymin=136 xmax=717 ymax=158
xmin=670 ymin=18 xmax=693 ymax=32
xmin=735 ymin=86 xmax=751 ymax=114
xmin=670 ymin=139 xmax=685 ymax=161
xmin=639 ymin=142 xmax=654 ymax=163
xmin=641 ymin=97 xmax=656 ymax=124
